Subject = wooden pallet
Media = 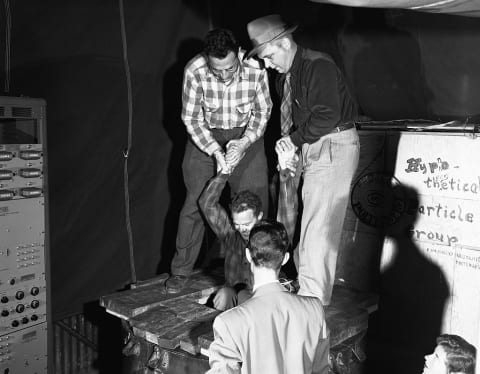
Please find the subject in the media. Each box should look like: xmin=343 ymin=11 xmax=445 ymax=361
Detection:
xmin=101 ymin=271 xmax=378 ymax=359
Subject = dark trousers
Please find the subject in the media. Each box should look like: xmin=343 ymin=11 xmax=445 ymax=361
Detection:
xmin=171 ymin=128 xmax=268 ymax=276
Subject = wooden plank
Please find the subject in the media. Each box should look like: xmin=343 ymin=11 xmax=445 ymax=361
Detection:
xmin=155 ymin=315 xmax=218 ymax=350
xmin=100 ymin=271 xmax=223 ymax=318
xmin=179 ymin=320 xmax=215 ymax=355
xmin=100 ymin=285 xmax=169 ymax=319
xmin=100 ymin=270 xmax=378 ymax=358
xmin=198 ymin=330 xmax=214 ymax=355
xmin=130 ymin=300 xmax=219 ymax=350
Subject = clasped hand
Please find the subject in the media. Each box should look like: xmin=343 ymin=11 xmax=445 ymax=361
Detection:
xmin=215 ymin=138 xmax=250 ymax=175
xmin=275 ymin=136 xmax=298 ymax=177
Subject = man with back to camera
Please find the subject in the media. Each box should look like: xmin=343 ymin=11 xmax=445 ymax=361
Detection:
xmin=246 ymin=14 xmax=360 ymax=305
xmin=423 ymin=334 xmax=476 ymax=374
xmin=165 ymin=28 xmax=272 ymax=293
xmin=199 ymin=146 xmax=299 ymax=311
xmin=206 ymin=220 xmax=329 ymax=374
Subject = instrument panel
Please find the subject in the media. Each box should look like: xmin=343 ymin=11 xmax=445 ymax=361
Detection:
xmin=0 ymin=96 xmax=48 ymax=373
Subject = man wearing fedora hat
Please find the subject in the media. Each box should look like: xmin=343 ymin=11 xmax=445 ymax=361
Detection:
xmin=165 ymin=28 xmax=272 ymax=294
xmin=247 ymin=14 xmax=360 ymax=305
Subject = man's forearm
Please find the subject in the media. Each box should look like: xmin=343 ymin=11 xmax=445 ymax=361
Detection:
xmin=199 ymin=173 xmax=232 ymax=239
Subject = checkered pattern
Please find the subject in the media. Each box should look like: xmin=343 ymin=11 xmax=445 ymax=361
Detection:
xmin=182 ymin=51 xmax=272 ymax=156
xmin=280 ymin=72 xmax=293 ymax=136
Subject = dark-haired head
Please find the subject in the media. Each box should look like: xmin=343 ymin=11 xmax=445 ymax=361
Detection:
xmin=231 ymin=190 xmax=262 ymax=216
xmin=437 ymin=334 xmax=476 ymax=374
xmin=203 ymin=28 xmax=239 ymax=59
xmin=230 ymin=190 xmax=263 ymax=241
xmin=247 ymin=220 xmax=289 ymax=271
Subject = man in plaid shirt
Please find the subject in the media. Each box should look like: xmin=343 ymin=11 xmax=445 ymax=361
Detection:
xmin=199 ymin=149 xmax=299 ymax=311
xmin=166 ymin=28 xmax=272 ymax=293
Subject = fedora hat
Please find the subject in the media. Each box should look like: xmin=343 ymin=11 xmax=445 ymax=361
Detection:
xmin=246 ymin=14 xmax=298 ymax=58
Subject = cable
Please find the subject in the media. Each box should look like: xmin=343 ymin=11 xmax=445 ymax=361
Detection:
xmin=3 ymin=0 xmax=11 ymax=93
xmin=118 ymin=0 xmax=137 ymax=285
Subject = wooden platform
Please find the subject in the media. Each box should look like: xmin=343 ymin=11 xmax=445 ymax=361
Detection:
xmin=100 ymin=269 xmax=378 ymax=362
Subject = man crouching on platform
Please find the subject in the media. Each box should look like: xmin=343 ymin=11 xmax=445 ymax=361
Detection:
xmin=199 ymin=148 xmax=298 ymax=311
xmin=206 ymin=220 xmax=329 ymax=374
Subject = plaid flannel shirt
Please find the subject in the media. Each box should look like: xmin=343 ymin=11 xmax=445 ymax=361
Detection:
xmin=181 ymin=50 xmax=272 ymax=156
xmin=199 ymin=171 xmax=297 ymax=289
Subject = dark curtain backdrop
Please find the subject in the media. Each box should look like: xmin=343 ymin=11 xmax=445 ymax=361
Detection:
xmin=1 ymin=0 xmax=479 ymax=320
xmin=2 ymin=0 xmax=215 ymax=320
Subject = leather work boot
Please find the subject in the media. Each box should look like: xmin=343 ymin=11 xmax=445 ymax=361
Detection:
xmin=165 ymin=274 xmax=189 ymax=294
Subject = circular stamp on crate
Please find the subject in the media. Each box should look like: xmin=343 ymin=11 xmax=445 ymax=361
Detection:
xmin=351 ymin=172 xmax=407 ymax=228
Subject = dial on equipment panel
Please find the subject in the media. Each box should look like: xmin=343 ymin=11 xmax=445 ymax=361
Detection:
xmin=0 ymin=96 xmax=49 ymax=374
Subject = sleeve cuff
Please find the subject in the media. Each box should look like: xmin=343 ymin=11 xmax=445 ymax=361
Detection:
xmin=243 ymin=131 xmax=257 ymax=146
xmin=289 ymin=131 xmax=302 ymax=147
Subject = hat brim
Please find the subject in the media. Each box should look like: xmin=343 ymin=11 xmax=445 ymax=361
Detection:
xmin=245 ymin=24 xmax=298 ymax=59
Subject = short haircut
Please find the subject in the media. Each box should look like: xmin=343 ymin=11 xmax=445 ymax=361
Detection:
xmin=203 ymin=28 xmax=238 ymax=59
xmin=230 ymin=190 xmax=262 ymax=216
xmin=437 ymin=334 xmax=476 ymax=374
xmin=247 ymin=220 xmax=289 ymax=270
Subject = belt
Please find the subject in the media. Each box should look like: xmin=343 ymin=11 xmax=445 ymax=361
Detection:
xmin=330 ymin=122 xmax=356 ymax=133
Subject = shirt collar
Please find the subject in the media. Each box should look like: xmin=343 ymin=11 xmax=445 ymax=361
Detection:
xmin=288 ymin=45 xmax=303 ymax=78
xmin=237 ymin=49 xmax=249 ymax=80
xmin=252 ymin=280 xmax=280 ymax=293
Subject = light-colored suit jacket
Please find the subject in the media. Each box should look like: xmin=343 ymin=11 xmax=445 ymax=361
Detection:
xmin=206 ymin=282 xmax=329 ymax=374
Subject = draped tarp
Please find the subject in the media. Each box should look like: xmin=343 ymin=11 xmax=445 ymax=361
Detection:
xmin=1 ymin=0 xmax=213 ymax=319
xmin=309 ymin=0 xmax=480 ymax=17
xmin=335 ymin=7 xmax=480 ymax=121
xmin=2 ymin=0 xmax=480 ymax=321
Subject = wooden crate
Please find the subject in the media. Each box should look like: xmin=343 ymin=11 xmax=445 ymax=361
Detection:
xmin=101 ymin=270 xmax=377 ymax=374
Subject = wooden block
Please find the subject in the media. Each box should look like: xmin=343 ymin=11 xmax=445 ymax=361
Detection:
xmin=155 ymin=314 xmax=218 ymax=350
xmin=130 ymin=308 xmax=182 ymax=343
xmin=198 ymin=330 xmax=215 ymax=356
xmin=179 ymin=320 xmax=215 ymax=355
xmin=100 ymin=285 xmax=169 ymax=319
xmin=100 ymin=271 xmax=223 ymax=319
xmin=130 ymin=300 xmax=219 ymax=350
xmin=160 ymin=297 xmax=215 ymax=320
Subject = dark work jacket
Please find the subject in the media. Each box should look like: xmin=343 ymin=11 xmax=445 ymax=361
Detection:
xmin=277 ymin=46 xmax=358 ymax=147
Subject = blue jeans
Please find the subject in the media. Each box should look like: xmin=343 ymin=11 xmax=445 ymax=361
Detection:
xmin=171 ymin=129 xmax=268 ymax=276
xmin=297 ymin=128 xmax=360 ymax=305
